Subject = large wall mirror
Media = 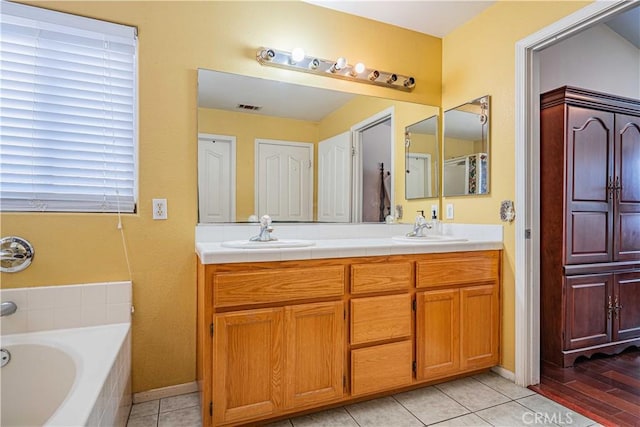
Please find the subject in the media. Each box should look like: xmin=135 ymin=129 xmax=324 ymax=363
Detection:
xmin=197 ymin=68 xmax=439 ymax=223
xmin=405 ymin=115 xmax=439 ymax=199
xmin=443 ymin=95 xmax=490 ymax=196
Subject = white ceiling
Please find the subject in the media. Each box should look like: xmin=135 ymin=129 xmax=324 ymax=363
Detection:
xmin=303 ymin=0 xmax=496 ymax=38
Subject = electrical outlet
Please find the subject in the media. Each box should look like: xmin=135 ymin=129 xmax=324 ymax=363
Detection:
xmin=152 ymin=198 xmax=168 ymax=220
xmin=445 ymin=203 xmax=454 ymax=220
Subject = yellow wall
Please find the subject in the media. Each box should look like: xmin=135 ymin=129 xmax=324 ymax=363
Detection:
xmin=442 ymin=0 xmax=590 ymax=371
xmin=1 ymin=0 xmax=596 ymax=392
xmin=0 ymin=1 xmax=441 ymax=393
xmin=198 ymin=107 xmax=319 ymax=220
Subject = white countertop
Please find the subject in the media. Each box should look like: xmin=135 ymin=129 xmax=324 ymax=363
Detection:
xmin=195 ymin=223 xmax=503 ymax=264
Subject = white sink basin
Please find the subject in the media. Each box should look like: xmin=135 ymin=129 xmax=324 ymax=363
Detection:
xmin=392 ymin=235 xmax=468 ymax=243
xmin=221 ymin=239 xmax=315 ymax=249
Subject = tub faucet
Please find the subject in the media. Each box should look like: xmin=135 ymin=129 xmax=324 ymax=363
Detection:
xmin=250 ymin=215 xmax=277 ymax=242
xmin=1 ymin=301 xmax=17 ymax=317
xmin=406 ymin=211 xmax=432 ymax=237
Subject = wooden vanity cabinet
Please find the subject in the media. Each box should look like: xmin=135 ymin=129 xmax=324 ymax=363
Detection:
xmin=198 ymin=250 xmax=501 ymax=426
xmin=415 ymin=252 xmax=500 ymax=380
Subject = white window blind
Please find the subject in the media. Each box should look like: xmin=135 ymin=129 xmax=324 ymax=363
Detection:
xmin=0 ymin=1 xmax=137 ymax=212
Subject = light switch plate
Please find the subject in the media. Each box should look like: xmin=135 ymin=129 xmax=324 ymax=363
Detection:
xmin=445 ymin=203 xmax=454 ymax=220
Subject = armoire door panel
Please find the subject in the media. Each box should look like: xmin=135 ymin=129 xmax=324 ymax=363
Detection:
xmin=565 ymin=107 xmax=614 ymax=264
xmin=615 ymin=114 xmax=640 ymax=261
xmin=570 ymin=211 xmax=609 ymax=258
xmin=564 ymin=274 xmax=612 ymax=350
xmin=568 ymin=109 xmax=613 ymax=203
xmin=614 ymin=272 xmax=640 ymax=341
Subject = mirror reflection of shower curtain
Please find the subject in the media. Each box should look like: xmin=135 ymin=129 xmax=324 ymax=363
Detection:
xmin=444 ymin=153 xmax=487 ymax=195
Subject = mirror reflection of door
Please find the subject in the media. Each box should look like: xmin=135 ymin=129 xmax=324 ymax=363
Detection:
xmin=198 ymin=133 xmax=235 ymax=222
xmin=255 ymin=139 xmax=313 ymax=222
xmin=318 ymin=132 xmax=351 ymax=222
xmin=406 ymin=153 xmax=432 ymax=199
xmin=359 ymin=119 xmax=392 ymax=222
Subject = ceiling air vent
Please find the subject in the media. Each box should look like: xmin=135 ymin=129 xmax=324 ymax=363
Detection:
xmin=236 ymin=104 xmax=262 ymax=111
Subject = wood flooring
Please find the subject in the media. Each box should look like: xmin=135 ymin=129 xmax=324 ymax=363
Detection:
xmin=529 ymin=348 xmax=640 ymax=427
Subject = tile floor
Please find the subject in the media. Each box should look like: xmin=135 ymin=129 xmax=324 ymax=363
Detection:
xmin=126 ymin=372 xmax=600 ymax=427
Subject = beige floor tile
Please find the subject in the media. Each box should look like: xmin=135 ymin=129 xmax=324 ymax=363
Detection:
xmin=160 ymin=392 xmax=200 ymax=413
xmin=517 ymin=394 xmax=595 ymax=427
xmin=346 ymin=396 xmax=423 ymax=427
xmin=472 ymin=372 xmax=536 ymax=400
xmin=394 ymin=386 xmax=469 ymax=425
xmin=291 ymin=407 xmax=358 ymax=426
xmin=435 ymin=377 xmax=511 ymax=412
xmin=158 ymin=406 xmax=201 ymax=427
xmin=428 ymin=413 xmax=491 ymax=426
xmin=476 ymin=401 xmax=556 ymax=427
xmin=129 ymin=400 xmax=160 ymax=418
xmin=126 ymin=413 xmax=158 ymax=427
xmin=264 ymin=420 xmax=293 ymax=427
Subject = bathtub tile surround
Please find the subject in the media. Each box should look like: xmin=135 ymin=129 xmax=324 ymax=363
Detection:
xmin=0 ymin=281 xmax=132 ymax=427
xmin=0 ymin=281 xmax=132 ymax=334
xmin=128 ymin=372 xmax=597 ymax=427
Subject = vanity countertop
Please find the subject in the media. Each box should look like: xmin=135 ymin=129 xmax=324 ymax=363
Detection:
xmin=196 ymin=236 xmax=503 ymax=264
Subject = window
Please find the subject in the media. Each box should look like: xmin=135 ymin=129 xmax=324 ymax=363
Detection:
xmin=0 ymin=2 xmax=138 ymax=212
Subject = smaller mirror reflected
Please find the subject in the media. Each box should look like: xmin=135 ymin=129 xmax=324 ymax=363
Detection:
xmin=405 ymin=115 xmax=439 ymax=199
xmin=443 ymin=95 xmax=490 ymax=196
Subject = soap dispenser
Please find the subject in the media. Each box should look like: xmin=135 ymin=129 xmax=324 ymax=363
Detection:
xmin=431 ymin=209 xmax=441 ymax=234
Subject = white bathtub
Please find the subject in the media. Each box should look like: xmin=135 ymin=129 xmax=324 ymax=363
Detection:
xmin=0 ymin=323 xmax=131 ymax=427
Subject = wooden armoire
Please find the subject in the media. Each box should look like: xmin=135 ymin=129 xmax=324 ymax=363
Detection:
xmin=540 ymin=86 xmax=640 ymax=367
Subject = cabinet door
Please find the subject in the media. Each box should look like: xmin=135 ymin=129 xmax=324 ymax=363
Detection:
xmin=214 ymin=308 xmax=283 ymax=424
xmin=416 ymin=289 xmax=460 ymax=380
xmin=565 ymin=106 xmax=614 ymax=265
xmin=613 ymin=271 xmax=640 ymax=341
xmin=564 ymin=274 xmax=612 ymax=350
xmin=284 ymin=301 xmax=344 ymax=408
xmin=614 ymin=114 xmax=640 ymax=261
xmin=460 ymin=284 xmax=499 ymax=370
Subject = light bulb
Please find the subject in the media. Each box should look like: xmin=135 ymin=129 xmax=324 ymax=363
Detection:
xmin=403 ymin=77 xmax=415 ymax=89
xmin=291 ymin=47 xmax=305 ymax=63
xmin=329 ymin=57 xmax=347 ymax=73
xmin=308 ymin=58 xmax=320 ymax=70
xmin=354 ymin=63 xmax=365 ymax=74
xmin=258 ymin=48 xmax=275 ymax=62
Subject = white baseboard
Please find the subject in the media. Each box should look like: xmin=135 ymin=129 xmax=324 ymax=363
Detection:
xmin=133 ymin=382 xmax=198 ymax=404
xmin=491 ymin=365 xmax=516 ymax=382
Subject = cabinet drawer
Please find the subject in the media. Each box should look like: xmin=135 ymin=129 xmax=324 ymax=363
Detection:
xmin=350 ymin=294 xmax=411 ymax=345
xmin=351 ymin=340 xmax=413 ymax=396
xmin=416 ymin=251 xmax=499 ymax=289
xmin=351 ymin=262 xmax=412 ymax=294
xmin=214 ymin=266 xmax=344 ymax=307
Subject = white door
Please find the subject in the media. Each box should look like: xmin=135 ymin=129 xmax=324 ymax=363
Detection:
xmin=406 ymin=153 xmax=432 ymax=199
xmin=317 ymin=132 xmax=351 ymax=222
xmin=255 ymin=139 xmax=313 ymax=221
xmin=198 ymin=133 xmax=235 ymax=222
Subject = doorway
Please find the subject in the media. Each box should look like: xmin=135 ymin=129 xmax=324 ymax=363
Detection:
xmin=351 ymin=108 xmax=394 ymax=223
xmin=514 ymin=0 xmax=638 ymax=387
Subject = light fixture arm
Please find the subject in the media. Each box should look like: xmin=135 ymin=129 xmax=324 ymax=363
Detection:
xmin=256 ymin=47 xmax=416 ymax=92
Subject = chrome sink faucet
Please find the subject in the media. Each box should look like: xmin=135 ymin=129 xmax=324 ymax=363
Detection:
xmin=250 ymin=215 xmax=278 ymax=242
xmin=406 ymin=210 xmax=432 ymax=237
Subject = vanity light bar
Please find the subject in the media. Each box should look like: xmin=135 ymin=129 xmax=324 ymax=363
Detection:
xmin=256 ymin=47 xmax=416 ymax=92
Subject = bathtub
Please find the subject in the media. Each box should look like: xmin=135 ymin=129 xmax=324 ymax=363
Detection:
xmin=0 ymin=323 xmax=131 ymax=427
